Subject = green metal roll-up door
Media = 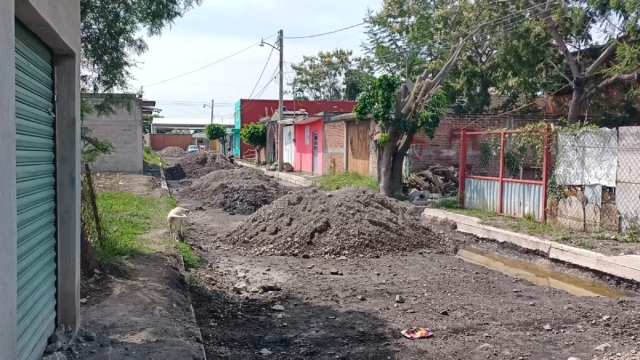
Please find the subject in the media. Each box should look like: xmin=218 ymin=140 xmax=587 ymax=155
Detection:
xmin=15 ymin=21 xmax=57 ymax=360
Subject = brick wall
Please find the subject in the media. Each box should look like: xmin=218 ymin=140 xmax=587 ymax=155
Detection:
xmin=323 ymin=121 xmax=345 ymax=173
xmin=146 ymin=134 xmax=192 ymax=151
xmin=83 ymin=95 xmax=143 ymax=173
xmin=409 ymin=113 xmax=552 ymax=172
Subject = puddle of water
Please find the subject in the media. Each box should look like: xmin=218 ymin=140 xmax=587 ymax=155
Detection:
xmin=457 ymin=248 xmax=627 ymax=298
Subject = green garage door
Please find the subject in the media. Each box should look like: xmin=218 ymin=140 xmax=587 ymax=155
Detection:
xmin=15 ymin=21 xmax=57 ymax=360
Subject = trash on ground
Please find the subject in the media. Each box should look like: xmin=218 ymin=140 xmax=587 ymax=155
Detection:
xmin=401 ymin=327 xmax=434 ymax=339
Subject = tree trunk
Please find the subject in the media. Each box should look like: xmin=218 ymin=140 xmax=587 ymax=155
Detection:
xmin=567 ymin=85 xmax=585 ymax=124
xmin=377 ymin=130 xmax=413 ymax=197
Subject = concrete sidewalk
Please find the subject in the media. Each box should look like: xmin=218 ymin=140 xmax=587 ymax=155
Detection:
xmin=424 ymin=208 xmax=640 ymax=283
xmin=236 ymin=160 xmax=318 ymax=187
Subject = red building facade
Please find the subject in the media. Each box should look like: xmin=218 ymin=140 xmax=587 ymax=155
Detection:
xmin=234 ymin=99 xmax=356 ymax=158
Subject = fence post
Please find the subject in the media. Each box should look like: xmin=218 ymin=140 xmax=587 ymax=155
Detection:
xmin=541 ymin=123 xmax=551 ymax=221
xmin=458 ymin=130 xmax=467 ymax=207
xmin=498 ymin=131 xmax=506 ymax=215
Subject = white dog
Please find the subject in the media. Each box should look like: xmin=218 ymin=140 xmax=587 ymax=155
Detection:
xmin=167 ymin=207 xmax=189 ymax=240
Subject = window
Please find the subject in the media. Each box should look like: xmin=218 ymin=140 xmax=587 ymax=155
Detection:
xmin=305 ymin=125 xmax=310 ymax=145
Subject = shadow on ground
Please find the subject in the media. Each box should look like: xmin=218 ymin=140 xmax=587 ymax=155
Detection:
xmin=190 ymin=284 xmax=396 ymax=360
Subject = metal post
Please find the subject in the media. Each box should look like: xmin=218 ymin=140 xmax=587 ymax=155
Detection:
xmin=458 ymin=130 xmax=468 ymax=207
xmin=210 ymin=99 xmax=214 ymax=125
xmin=541 ymin=123 xmax=551 ymax=221
xmin=277 ymin=29 xmax=284 ymax=171
xmin=498 ymin=131 xmax=506 ymax=215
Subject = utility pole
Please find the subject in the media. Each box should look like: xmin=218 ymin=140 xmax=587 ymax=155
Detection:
xmin=210 ymin=99 xmax=214 ymax=125
xmin=277 ymin=29 xmax=284 ymax=172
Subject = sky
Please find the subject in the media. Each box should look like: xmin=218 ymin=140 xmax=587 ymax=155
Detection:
xmin=131 ymin=0 xmax=383 ymax=120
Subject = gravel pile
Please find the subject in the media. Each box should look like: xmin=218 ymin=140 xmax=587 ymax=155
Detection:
xmin=180 ymin=168 xmax=291 ymax=214
xmin=157 ymin=146 xmax=187 ymax=157
xmin=223 ymin=187 xmax=457 ymax=257
xmin=165 ymin=152 xmax=237 ymax=180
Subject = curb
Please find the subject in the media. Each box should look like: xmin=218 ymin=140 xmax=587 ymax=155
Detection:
xmin=236 ymin=161 xmax=313 ymax=187
xmin=423 ymin=208 xmax=640 ymax=283
xmin=159 ymin=167 xmax=171 ymax=196
xmin=174 ymin=246 xmax=208 ymax=360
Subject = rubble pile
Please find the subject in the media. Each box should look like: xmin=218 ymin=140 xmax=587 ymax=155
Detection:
xmin=181 ymin=168 xmax=291 ymax=214
xmin=223 ymin=187 xmax=457 ymax=257
xmin=157 ymin=146 xmax=187 ymax=157
xmin=164 ymin=152 xmax=238 ymax=180
xmin=409 ymin=165 xmax=459 ymax=196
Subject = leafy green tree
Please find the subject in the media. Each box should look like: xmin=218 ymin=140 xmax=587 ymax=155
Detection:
xmin=205 ymin=124 xmax=229 ymax=154
xmin=80 ymin=0 xmax=202 ymax=161
xmin=289 ymin=49 xmax=374 ymax=100
xmin=524 ymin=0 xmax=640 ymax=124
xmin=363 ymin=0 xmax=548 ymax=114
xmin=240 ymin=123 xmax=267 ymax=162
xmin=142 ymin=114 xmax=165 ymax=134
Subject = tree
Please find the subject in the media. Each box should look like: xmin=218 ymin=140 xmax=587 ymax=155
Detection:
xmin=142 ymin=114 xmax=164 ymax=134
xmin=524 ymin=0 xmax=640 ymax=124
xmin=240 ymin=122 xmax=267 ymax=163
xmin=363 ymin=0 xmax=550 ymax=114
xmin=289 ymin=49 xmax=374 ymax=101
xmin=205 ymin=124 xmax=229 ymax=154
xmin=356 ymin=31 xmax=469 ymax=197
xmin=80 ymin=0 xmax=202 ymax=162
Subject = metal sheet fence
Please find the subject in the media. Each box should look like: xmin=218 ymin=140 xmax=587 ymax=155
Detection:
xmin=459 ymin=125 xmax=550 ymax=221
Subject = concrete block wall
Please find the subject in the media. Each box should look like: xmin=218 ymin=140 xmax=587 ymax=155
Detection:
xmin=323 ymin=121 xmax=345 ymax=173
xmin=83 ymin=96 xmax=143 ymax=173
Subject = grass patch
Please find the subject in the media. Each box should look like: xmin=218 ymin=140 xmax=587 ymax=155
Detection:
xmin=187 ymin=274 xmax=200 ymax=286
xmin=177 ymin=242 xmax=200 ymax=269
xmin=578 ymin=241 xmax=596 ymax=250
xmin=432 ymin=199 xmax=461 ymax=209
xmin=315 ymin=171 xmax=378 ymax=191
xmin=143 ymin=145 xmax=166 ymax=166
xmin=97 ymin=192 xmax=176 ymax=263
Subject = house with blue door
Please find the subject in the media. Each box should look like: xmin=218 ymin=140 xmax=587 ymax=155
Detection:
xmin=0 ymin=1 xmax=81 ymax=359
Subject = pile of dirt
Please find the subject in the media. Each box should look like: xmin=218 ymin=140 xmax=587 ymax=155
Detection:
xmin=164 ymin=152 xmax=238 ymax=180
xmin=223 ymin=187 xmax=457 ymax=257
xmin=157 ymin=146 xmax=187 ymax=157
xmin=180 ymin=168 xmax=291 ymax=214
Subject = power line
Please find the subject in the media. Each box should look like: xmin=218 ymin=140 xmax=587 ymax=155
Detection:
xmin=143 ymin=34 xmax=276 ymax=88
xmin=248 ymin=44 xmax=275 ymax=99
xmin=284 ymin=22 xmax=365 ymax=39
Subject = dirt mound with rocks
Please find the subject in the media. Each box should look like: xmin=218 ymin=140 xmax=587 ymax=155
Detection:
xmin=164 ymin=152 xmax=237 ymax=180
xmin=157 ymin=146 xmax=187 ymax=157
xmin=223 ymin=187 xmax=457 ymax=257
xmin=180 ymin=168 xmax=291 ymax=214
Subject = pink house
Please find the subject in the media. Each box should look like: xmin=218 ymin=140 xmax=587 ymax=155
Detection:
xmin=293 ymin=116 xmax=324 ymax=174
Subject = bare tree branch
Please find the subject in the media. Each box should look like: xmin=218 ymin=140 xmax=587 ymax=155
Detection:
xmin=548 ymin=60 xmax=573 ymax=84
xmin=533 ymin=2 xmax=582 ymax=79
xmin=585 ymin=42 xmax=619 ymax=76
xmin=585 ymin=72 xmax=639 ymax=98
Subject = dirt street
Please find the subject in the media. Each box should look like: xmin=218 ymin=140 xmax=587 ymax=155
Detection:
xmin=180 ymin=200 xmax=640 ymax=360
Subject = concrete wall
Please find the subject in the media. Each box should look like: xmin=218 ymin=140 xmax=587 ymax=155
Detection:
xmin=1 ymin=0 xmax=81 ymax=358
xmin=83 ymin=96 xmax=143 ymax=173
xmin=145 ymin=133 xmax=192 ymax=151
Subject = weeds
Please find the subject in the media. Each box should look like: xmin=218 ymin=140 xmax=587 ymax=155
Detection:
xmin=187 ymin=274 xmax=200 ymax=286
xmin=143 ymin=145 xmax=166 ymax=166
xmin=97 ymin=192 xmax=176 ymax=263
xmin=315 ymin=172 xmax=378 ymax=191
xmin=523 ymin=213 xmax=536 ymax=222
xmin=578 ymin=241 xmax=596 ymax=250
xmin=615 ymin=230 xmax=639 ymax=243
xmin=177 ymin=242 xmax=200 ymax=269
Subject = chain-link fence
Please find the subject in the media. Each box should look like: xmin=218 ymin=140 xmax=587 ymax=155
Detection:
xmin=549 ymin=126 xmax=640 ymax=237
